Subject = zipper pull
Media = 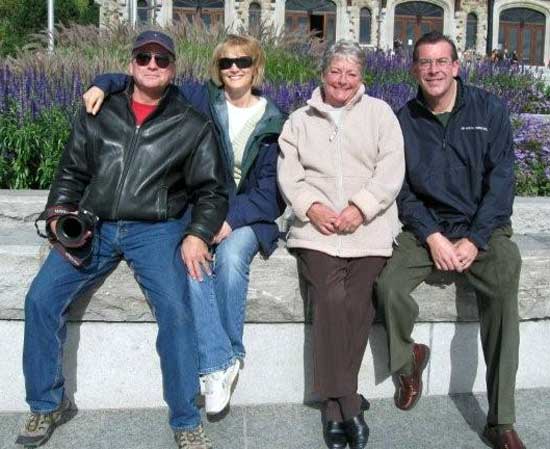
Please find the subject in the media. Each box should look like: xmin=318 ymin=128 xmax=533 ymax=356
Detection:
xmin=329 ymin=126 xmax=338 ymax=142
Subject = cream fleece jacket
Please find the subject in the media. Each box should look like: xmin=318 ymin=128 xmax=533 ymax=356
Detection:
xmin=277 ymin=84 xmax=405 ymax=257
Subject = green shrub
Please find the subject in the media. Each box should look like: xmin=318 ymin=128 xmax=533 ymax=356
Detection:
xmin=0 ymin=107 xmax=72 ymax=188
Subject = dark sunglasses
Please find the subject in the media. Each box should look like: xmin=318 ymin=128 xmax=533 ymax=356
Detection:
xmin=134 ymin=52 xmax=174 ymax=69
xmin=218 ymin=56 xmax=253 ymax=70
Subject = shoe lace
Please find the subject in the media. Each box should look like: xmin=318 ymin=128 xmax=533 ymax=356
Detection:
xmin=25 ymin=413 xmax=53 ymax=432
xmin=176 ymin=427 xmax=212 ymax=449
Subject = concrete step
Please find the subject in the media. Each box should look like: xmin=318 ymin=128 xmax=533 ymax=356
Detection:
xmin=2 ymin=319 xmax=550 ymax=412
xmin=2 ymin=389 xmax=549 ymax=449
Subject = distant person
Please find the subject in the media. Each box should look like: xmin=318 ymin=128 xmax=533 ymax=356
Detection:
xmin=17 ymin=31 xmax=227 ymax=449
xmin=376 ymin=31 xmax=525 ymax=449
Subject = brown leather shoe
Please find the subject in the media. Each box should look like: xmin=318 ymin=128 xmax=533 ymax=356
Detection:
xmin=394 ymin=343 xmax=430 ymax=411
xmin=482 ymin=426 xmax=526 ymax=449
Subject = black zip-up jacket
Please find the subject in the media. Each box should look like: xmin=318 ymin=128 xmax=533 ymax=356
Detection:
xmin=396 ymin=77 xmax=514 ymax=250
xmin=46 ymin=82 xmax=228 ymax=243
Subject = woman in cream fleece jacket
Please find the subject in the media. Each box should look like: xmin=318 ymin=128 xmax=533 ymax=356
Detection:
xmin=277 ymin=40 xmax=405 ymax=449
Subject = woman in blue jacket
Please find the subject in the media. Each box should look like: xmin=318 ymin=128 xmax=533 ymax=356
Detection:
xmin=83 ymin=34 xmax=286 ymax=415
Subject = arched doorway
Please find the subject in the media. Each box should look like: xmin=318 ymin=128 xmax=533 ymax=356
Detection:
xmin=285 ymin=0 xmax=336 ymax=43
xmin=394 ymin=2 xmax=444 ymax=51
xmin=498 ymin=7 xmax=545 ymax=65
xmin=173 ymin=0 xmax=225 ymax=28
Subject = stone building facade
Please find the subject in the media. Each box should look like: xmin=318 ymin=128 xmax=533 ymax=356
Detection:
xmin=94 ymin=0 xmax=550 ymax=65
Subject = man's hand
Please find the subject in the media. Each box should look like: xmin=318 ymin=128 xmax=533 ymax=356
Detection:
xmin=306 ymin=203 xmax=338 ymax=235
xmin=83 ymin=86 xmax=106 ymax=116
xmin=426 ymin=232 xmax=464 ymax=272
xmin=453 ymin=238 xmax=478 ymax=271
xmin=181 ymin=235 xmax=212 ymax=282
xmin=212 ymin=221 xmax=232 ymax=245
xmin=334 ymin=204 xmax=364 ymax=234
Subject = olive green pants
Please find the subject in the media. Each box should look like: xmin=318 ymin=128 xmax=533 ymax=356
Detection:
xmin=376 ymin=227 xmax=521 ymax=425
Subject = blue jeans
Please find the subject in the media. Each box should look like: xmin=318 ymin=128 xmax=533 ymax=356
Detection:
xmin=188 ymin=226 xmax=259 ymax=374
xmin=23 ymin=219 xmax=201 ymax=431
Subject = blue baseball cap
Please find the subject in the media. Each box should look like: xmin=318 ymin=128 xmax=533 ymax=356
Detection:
xmin=132 ymin=30 xmax=176 ymax=57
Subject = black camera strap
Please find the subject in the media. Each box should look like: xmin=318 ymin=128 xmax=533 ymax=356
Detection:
xmin=34 ymin=206 xmax=96 ymax=268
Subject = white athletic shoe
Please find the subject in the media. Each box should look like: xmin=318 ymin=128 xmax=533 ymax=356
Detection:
xmin=203 ymin=359 xmax=240 ymax=415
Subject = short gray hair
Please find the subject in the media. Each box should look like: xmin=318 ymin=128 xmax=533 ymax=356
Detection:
xmin=320 ymin=40 xmax=367 ymax=75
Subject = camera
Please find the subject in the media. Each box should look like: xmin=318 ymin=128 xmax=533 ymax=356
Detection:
xmin=55 ymin=210 xmax=96 ymax=248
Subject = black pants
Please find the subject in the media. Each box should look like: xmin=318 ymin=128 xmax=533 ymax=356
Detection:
xmin=297 ymin=249 xmax=387 ymax=399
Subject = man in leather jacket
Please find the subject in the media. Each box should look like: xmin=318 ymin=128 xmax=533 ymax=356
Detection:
xmin=17 ymin=31 xmax=227 ymax=449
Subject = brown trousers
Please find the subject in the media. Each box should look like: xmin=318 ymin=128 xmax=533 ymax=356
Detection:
xmin=296 ymin=249 xmax=387 ymax=399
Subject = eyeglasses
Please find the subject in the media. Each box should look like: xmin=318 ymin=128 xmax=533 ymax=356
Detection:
xmin=134 ymin=52 xmax=174 ymax=69
xmin=416 ymin=57 xmax=453 ymax=70
xmin=218 ymin=56 xmax=253 ymax=70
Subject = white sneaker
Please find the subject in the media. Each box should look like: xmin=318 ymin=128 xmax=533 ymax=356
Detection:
xmin=203 ymin=359 xmax=240 ymax=415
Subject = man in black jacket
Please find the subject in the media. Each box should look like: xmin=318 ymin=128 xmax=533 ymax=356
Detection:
xmin=16 ymin=31 xmax=227 ymax=449
xmin=376 ymin=32 xmax=524 ymax=449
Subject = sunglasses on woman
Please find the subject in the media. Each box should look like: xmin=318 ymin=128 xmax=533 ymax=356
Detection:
xmin=134 ymin=52 xmax=174 ymax=69
xmin=218 ymin=56 xmax=253 ymax=70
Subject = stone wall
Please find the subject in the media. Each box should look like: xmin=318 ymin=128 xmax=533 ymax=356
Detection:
xmin=1 ymin=191 xmax=549 ymax=325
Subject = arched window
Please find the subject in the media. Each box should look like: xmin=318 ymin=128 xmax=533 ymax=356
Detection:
xmin=249 ymin=2 xmax=261 ymax=31
xmin=499 ymin=7 xmax=546 ymax=65
xmin=359 ymin=8 xmax=371 ymax=44
xmin=465 ymin=13 xmax=477 ymax=50
xmin=394 ymin=2 xmax=444 ymax=51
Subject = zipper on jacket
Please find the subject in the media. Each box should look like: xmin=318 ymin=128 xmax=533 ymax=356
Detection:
xmin=334 ymin=124 xmax=344 ymax=256
xmin=329 ymin=126 xmax=338 ymax=142
xmin=113 ymin=126 xmax=141 ymax=217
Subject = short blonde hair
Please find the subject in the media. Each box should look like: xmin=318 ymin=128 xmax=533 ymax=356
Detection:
xmin=210 ymin=34 xmax=266 ymax=88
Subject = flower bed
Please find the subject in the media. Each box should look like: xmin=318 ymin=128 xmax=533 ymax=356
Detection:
xmin=1 ymin=25 xmax=549 ymax=194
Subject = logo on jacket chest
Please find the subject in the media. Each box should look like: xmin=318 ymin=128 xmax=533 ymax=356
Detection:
xmin=460 ymin=126 xmax=488 ymax=132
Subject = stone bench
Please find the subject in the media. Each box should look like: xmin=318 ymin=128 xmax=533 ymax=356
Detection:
xmin=1 ymin=190 xmax=549 ymax=412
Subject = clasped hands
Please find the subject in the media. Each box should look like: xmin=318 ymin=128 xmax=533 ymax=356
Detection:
xmin=426 ymin=232 xmax=478 ymax=272
xmin=306 ymin=202 xmax=364 ymax=235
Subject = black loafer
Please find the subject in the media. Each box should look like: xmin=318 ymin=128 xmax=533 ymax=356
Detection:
xmin=322 ymin=418 xmax=347 ymax=449
xmin=343 ymin=411 xmax=369 ymax=449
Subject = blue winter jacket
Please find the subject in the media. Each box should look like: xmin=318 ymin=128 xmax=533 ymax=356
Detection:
xmin=396 ymin=77 xmax=514 ymax=250
xmin=93 ymin=75 xmax=286 ymax=256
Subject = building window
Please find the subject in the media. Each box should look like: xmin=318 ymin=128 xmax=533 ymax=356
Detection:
xmin=174 ymin=0 xmax=225 ymax=28
xmin=359 ymin=8 xmax=371 ymax=44
xmin=394 ymin=2 xmax=443 ymax=51
xmin=465 ymin=13 xmax=477 ymax=50
xmin=138 ymin=0 xmax=154 ymax=24
xmin=499 ymin=7 xmax=545 ymax=65
xmin=249 ymin=2 xmax=261 ymax=31
xmin=285 ymin=0 xmax=337 ymax=43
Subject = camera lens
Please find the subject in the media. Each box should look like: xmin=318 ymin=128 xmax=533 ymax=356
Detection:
xmin=56 ymin=215 xmax=86 ymax=248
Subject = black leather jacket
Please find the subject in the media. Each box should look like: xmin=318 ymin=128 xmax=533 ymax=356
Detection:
xmin=46 ymin=83 xmax=228 ymax=243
